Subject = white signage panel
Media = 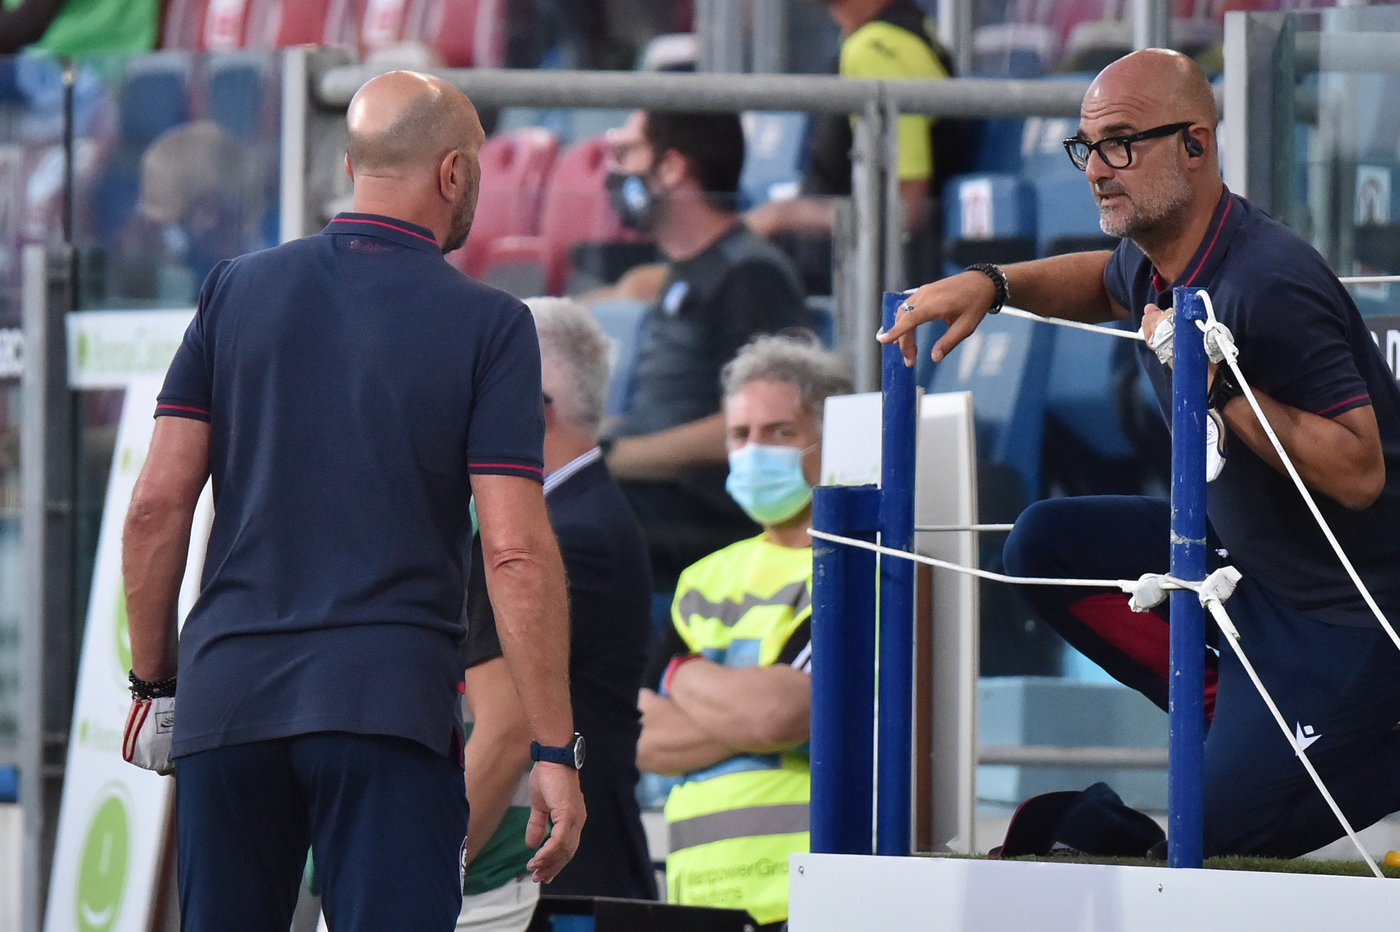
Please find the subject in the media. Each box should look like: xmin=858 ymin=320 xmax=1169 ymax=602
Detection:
xmin=66 ymin=310 xmax=195 ymax=390
xmin=44 ymin=377 xmax=213 ymax=932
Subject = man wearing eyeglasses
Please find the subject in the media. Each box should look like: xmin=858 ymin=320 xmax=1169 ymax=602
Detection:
xmin=884 ymin=48 xmax=1400 ymax=859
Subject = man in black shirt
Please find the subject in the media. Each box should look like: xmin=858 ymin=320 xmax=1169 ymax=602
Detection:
xmin=600 ymin=110 xmax=808 ymax=589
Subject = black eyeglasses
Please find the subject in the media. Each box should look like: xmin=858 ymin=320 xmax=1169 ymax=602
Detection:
xmin=1063 ymin=122 xmax=1194 ymax=171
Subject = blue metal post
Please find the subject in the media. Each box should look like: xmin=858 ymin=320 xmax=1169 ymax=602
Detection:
xmin=810 ymin=485 xmax=879 ymax=855
xmin=876 ymin=291 xmax=917 ymax=856
xmin=1169 ymin=286 xmax=1209 ymax=869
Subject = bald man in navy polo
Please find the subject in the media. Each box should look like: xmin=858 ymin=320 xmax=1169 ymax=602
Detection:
xmin=885 ymin=49 xmax=1400 ymax=859
xmin=120 ymin=72 xmax=585 ymax=931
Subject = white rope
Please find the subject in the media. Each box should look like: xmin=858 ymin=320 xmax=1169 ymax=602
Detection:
xmin=898 ymin=288 xmax=1146 ymax=341
xmin=999 ymin=306 xmax=1146 ymax=340
xmin=807 ymin=528 xmax=1199 ymax=598
xmin=1194 ymin=293 xmax=1400 ymax=656
xmin=1203 ymin=594 xmax=1385 ymax=878
xmin=1339 ymin=275 xmax=1400 ymax=285
xmin=913 ymin=523 xmax=1015 ymax=533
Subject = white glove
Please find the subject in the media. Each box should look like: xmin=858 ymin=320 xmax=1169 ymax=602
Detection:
xmin=1145 ymin=311 xmax=1175 ymax=365
xmin=123 ymin=696 xmax=175 ymax=775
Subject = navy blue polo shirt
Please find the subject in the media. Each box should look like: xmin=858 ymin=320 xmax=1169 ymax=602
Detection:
xmin=157 ymin=212 xmax=545 ymax=758
xmin=1105 ymin=188 xmax=1400 ymax=627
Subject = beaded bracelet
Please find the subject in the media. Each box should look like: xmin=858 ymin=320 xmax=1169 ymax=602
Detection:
xmin=129 ymin=671 xmax=177 ymax=700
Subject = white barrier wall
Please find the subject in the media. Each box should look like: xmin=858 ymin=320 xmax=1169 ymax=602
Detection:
xmin=789 ymin=853 xmax=1400 ymax=931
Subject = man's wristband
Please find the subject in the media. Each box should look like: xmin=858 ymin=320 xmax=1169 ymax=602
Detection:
xmin=661 ymin=653 xmax=704 ymax=696
xmin=1208 ymin=365 xmax=1244 ymax=410
xmin=128 ymin=671 xmax=177 ymax=700
xmin=967 ymin=263 xmax=1009 ymax=315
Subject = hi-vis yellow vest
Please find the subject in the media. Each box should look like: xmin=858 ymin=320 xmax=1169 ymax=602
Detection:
xmin=663 ymin=536 xmax=811 ymax=925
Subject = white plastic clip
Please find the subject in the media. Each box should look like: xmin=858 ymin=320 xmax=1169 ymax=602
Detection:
xmin=1122 ymin=573 xmax=1169 ymax=612
xmin=1198 ymin=565 xmax=1243 ymax=608
xmin=1145 ymin=312 xmax=1175 ymax=365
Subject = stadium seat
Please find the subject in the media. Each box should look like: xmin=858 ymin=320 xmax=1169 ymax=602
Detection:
xmin=925 ymin=312 xmax=1058 ymax=503
xmin=940 ymin=173 xmax=1037 ymax=277
xmin=971 ymin=23 xmax=1054 ymax=78
xmin=481 ymin=135 xmax=641 ymax=297
xmin=243 ymin=0 xmax=334 ymax=46
xmin=89 ymin=57 xmax=191 ymax=243
xmin=1045 ymin=325 xmax=1137 ymax=462
xmin=117 ymin=57 xmax=191 ymax=150
xmin=971 ymin=118 xmax=1028 ymax=176
xmin=738 ymin=111 xmax=809 ymax=209
xmin=588 ymin=298 xmax=649 ymax=416
xmin=402 ymin=0 xmax=506 ymax=67
xmin=208 ymin=53 xmax=267 ymax=139
xmin=447 ymin=127 xmax=559 ymax=281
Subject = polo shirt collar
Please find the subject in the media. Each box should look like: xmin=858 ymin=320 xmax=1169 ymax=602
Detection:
xmin=1148 ymin=186 xmax=1241 ymax=297
xmin=323 ymin=212 xmax=444 ymax=255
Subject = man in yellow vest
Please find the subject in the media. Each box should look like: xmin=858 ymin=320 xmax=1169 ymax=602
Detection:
xmin=637 ymin=332 xmax=853 ymax=930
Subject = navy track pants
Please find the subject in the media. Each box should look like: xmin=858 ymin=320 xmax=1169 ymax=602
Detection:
xmin=1004 ymin=496 xmax=1400 ymax=857
xmin=175 ymin=732 xmax=469 ymax=932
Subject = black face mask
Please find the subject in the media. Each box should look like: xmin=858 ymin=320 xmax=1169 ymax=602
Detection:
xmin=604 ymin=171 xmax=657 ymax=232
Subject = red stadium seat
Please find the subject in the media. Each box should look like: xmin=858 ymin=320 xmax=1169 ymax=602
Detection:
xmin=162 ymin=0 xmax=254 ymax=48
xmin=320 ymin=0 xmax=403 ymax=56
xmin=403 ymin=0 xmax=506 ymax=67
xmin=244 ymin=0 xmax=335 ymax=47
xmin=446 ymin=127 xmax=560 ymax=280
xmin=481 ymin=135 xmax=640 ymax=297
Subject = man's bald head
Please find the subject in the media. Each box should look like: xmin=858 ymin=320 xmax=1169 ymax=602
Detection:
xmin=346 ymin=71 xmax=484 ymax=174
xmin=1085 ymin=49 xmax=1217 ymax=131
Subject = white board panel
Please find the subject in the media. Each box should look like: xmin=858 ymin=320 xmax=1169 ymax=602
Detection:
xmin=44 ymin=378 xmax=213 ymax=932
xmin=790 ymin=853 xmax=1400 ymax=931
xmin=915 ymin=392 xmax=978 ymax=854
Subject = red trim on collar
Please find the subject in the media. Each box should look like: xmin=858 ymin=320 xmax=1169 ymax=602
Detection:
xmin=1183 ymin=196 xmax=1233 ymax=287
xmin=329 ymin=217 xmax=440 ymax=247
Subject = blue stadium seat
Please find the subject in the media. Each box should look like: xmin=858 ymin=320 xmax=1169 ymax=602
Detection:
xmin=971 ymin=118 xmax=1027 ymax=175
xmin=208 ymin=53 xmax=266 ymax=141
xmin=0 ymin=766 xmax=15 ymax=803
xmin=1045 ymin=324 xmax=1136 ymax=461
xmin=925 ymin=312 xmax=1058 ymax=502
xmin=118 ymin=56 xmax=190 ymax=150
xmin=940 ymin=172 xmax=1038 ymax=277
xmin=739 ymin=111 xmax=809 ymax=209
xmin=1032 ymin=163 xmax=1109 ymax=257
xmin=588 ymin=299 xmax=649 ymax=417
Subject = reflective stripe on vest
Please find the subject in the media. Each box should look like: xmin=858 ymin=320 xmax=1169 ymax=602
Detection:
xmin=669 ymin=802 xmax=811 ymax=853
xmin=674 ymin=579 xmax=811 ymax=628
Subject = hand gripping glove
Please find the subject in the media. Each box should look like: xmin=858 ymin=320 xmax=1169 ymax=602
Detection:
xmin=123 ymin=696 xmax=175 ymax=775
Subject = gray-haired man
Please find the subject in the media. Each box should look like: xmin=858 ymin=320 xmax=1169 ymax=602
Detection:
xmin=458 ymin=298 xmax=658 ymax=928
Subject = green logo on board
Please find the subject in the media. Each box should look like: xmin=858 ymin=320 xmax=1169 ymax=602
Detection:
xmin=75 ymin=786 xmax=130 ymax=932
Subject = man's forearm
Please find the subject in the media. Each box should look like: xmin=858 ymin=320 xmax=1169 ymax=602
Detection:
xmin=745 ymin=197 xmax=836 ymax=239
xmin=1220 ymin=393 xmax=1384 ymax=510
xmin=667 ymin=662 xmax=810 ymax=752
xmin=1004 ymin=252 xmax=1120 ymax=324
xmin=636 ymin=689 xmax=734 ymax=775
xmin=462 ymin=726 xmax=533 ymax=867
xmin=122 ymin=504 xmax=192 ymax=681
xmin=122 ymin=418 xmax=210 ymax=682
xmin=607 ymin=413 xmax=727 ymax=481
xmin=485 ymin=550 xmax=575 ymax=746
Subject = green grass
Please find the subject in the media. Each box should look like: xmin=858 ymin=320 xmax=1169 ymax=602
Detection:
xmin=926 ymin=852 xmax=1400 ymax=878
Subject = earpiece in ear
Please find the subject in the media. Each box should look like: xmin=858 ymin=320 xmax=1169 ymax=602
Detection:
xmin=1184 ymin=135 xmax=1204 ymax=157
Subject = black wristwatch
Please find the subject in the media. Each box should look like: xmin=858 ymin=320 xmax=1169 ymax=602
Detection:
xmin=967 ymin=263 xmax=1009 ymax=314
xmin=1208 ymin=365 xmax=1244 ymax=410
xmin=531 ymin=733 xmax=586 ymax=770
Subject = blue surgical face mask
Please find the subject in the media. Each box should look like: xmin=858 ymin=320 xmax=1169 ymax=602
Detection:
xmin=725 ymin=443 xmax=814 ymax=526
